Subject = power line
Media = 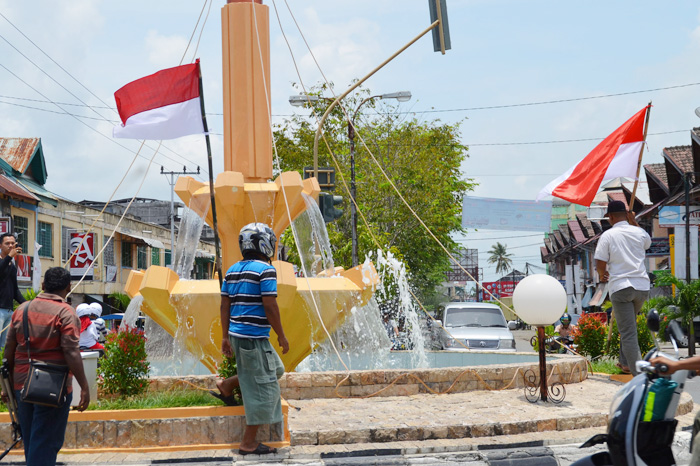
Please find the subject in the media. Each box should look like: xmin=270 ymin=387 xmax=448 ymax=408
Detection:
xmin=0 ymin=13 xmax=209 ymax=177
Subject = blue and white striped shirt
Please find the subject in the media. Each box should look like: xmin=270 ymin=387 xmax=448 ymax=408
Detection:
xmin=221 ymin=260 xmax=277 ymax=339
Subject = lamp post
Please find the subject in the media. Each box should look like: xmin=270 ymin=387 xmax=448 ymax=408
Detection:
xmin=513 ymin=274 xmax=567 ymax=403
xmin=289 ymin=91 xmax=411 ymax=267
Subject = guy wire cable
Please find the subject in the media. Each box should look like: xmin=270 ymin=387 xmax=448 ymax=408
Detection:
xmin=270 ymin=1 xmax=473 ymax=352
xmin=277 ymin=2 xmax=518 ymax=318
xmin=252 ymin=3 xmax=351 ymax=371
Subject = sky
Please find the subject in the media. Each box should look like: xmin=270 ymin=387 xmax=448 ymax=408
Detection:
xmin=1 ymin=1 xmax=699 ymax=281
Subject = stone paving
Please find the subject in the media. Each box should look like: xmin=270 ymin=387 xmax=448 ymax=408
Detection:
xmin=14 ymin=373 xmax=689 ymax=464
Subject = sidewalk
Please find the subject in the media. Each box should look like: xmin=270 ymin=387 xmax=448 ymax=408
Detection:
xmin=25 ymin=373 xmax=693 ymax=464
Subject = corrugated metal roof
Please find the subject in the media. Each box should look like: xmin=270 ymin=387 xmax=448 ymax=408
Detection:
xmin=568 ymin=220 xmax=586 ymax=243
xmin=0 ymin=174 xmax=39 ymax=203
xmin=607 ymin=192 xmax=628 ymax=208
xmin=0 ymin=138 xmax=39 ymax=173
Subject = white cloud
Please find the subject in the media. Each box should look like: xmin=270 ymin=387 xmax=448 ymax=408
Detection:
xmin=144 ymin=30 xmax=190 ymax=68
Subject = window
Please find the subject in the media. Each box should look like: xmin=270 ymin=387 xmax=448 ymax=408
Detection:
xmin=13 ymin=215 xmax=28 ymax=251
xmin=37 ymin=221 xmax=53 ymax=257
xmin=121 ymin=243 xmax=133 ymax=268
xmin=151 ymin=248 xmax=160 ymax=266
xmin=62 ymin=227 xmax=72 ymax=262
xmin=165 ymin=249 xmax=172 ymax=267
xmin=137 ymin=245 xmax=147 ymax=270
xmin=103 ymin=235 xmax=115 ymax=266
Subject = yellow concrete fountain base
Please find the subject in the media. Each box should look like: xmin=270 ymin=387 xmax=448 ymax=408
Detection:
xmin=125 ymin=260 xmax=379 ymax=373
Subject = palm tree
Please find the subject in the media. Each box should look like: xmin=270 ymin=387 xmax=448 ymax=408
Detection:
xmin=653 ymin=274 xmax=700 ymax=357
xmin=487 ymin=242 xmax=513 ymax=276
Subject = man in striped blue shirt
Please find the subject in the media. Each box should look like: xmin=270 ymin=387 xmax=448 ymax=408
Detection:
xmin=215 ymin=223 xmax=289 ymax=456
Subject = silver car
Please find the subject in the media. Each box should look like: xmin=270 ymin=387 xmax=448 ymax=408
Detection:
xmin=436 ymin=302 xmax=517 ymax=351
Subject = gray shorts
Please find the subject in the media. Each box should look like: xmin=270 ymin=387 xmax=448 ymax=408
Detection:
xmin=230 ymin=335 xmax=284 ymax=426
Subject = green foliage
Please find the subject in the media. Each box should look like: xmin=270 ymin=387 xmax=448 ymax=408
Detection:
xmin=574 ymin=314 xmax=607 ymax=359
xmin=14 ymin=288 xmax=38 ymax=310
xmin=590 ymin=357 xmax=627 ymax=374
xmin=653 ymin=276 xmax=700 ymax=354
xmin=98 ymin=326 xmax=150 ymax=397
xmin=608 ymin=313 xmax=655 ymax=358
xmin=530 ymin=325 xmax=555 ymax=352
xmin=274 ymin=82 xmax=474 ymax=299
xmin=216 ymin=354 xmax=242 ymax=405
xmin=487 ymin=242 xmax=513 ymax=276
xmin=108 ymin=292 xmax=131 ymax=312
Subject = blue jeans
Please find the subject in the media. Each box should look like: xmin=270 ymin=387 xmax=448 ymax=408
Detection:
xmin=15 ymin=390 xmax=72 ymax=466
xmin=0 ymin=308 xmax=12 ymax=348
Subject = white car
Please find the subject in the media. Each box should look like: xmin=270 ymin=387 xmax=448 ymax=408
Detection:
xmin=436 ymin=302 xmax=517 ymax=352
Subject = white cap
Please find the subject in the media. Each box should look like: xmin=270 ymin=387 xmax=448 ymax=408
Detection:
xmin=76 ymin=303 xmax=92 ymax=318
xmin=89 ymin=302 xmax=103 ymax=317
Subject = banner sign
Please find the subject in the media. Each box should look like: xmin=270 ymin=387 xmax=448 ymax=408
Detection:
xmin=70 ymin=233 xmax=95 ymax=280
xmin=0 ymin=218 xmax=9 ymax=235
xmin=462 ymin=196 xmax=552 ymax=232
xmin=646 ymin=237 xmax=670 ymax=257
xmin=481 ymin=281 xmax=517 ymax=298
xmin=659 ymin=206 xmax=700 ymax=227
xmin=15 ymin=254 xmax=31 ymax=281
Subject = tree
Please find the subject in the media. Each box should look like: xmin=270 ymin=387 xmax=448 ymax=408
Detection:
xmin=653 ymin=274 xmax=700 ymax=356
xmin=274 ymin=83 xmax=475 ymax=299
xmin=487 ymin=242 xmax=513 ymax=276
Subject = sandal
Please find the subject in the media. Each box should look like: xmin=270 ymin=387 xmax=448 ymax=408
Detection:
xmin=239 ymin=443 xmax=277 ymax=456
xmin=615 ymin=363 xmax=631 ymax=374
xmin=209 ymin=390 xmax=239 ymax=406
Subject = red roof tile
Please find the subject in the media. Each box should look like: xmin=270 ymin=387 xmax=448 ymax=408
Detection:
xmin=0 ymin=174 xmax=39 ymax=203
xmin=568 ymin=220 xmax=586 ymax=243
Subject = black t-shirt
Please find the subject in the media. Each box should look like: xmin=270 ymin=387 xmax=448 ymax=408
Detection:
xmin=0 ymin=256 xmax=25 ymax=310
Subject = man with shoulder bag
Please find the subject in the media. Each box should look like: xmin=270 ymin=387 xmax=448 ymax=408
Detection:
xmin=2 ymin=267 xmax=90 ymax=466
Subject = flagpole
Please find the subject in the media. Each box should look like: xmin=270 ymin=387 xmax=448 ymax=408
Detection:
xmin=197 ymin=62 xmax=224 ymax=288
xmin=628 ymin=102 xmax=652 ymax=213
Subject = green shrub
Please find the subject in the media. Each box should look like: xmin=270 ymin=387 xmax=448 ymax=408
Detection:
xmin=608 ymin=313 xmax=655 ymax=358
xmin=216 ymin=354 xmax=242 ymax=405
xmin=98 ymin=326 xmax=150 ymax=397
xmin=108 ymin=292 xmax=131 ymax=311
xmin=574 ymin=314 xmax=607 ymax=358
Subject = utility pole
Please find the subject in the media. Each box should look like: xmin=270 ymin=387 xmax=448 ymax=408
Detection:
xmin=161 ymin=166 xmax=200 ymax=266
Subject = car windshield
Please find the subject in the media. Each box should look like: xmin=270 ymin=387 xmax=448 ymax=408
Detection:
xmin=444 ymin=307 xmax=507 ymax=328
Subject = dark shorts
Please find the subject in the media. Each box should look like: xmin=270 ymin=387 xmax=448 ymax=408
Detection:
xmin=230 ymin=335 xmax=284 ymax=425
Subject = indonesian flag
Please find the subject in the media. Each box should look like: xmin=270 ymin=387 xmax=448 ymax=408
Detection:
xmin=113 ymin=60 xmax=204 ymax=140
xmin=536 ymin=105 xmax=650 ymax=206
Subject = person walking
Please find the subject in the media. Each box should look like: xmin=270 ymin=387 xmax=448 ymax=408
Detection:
xmin=595 ymin=200 xmax=651 ymax=375
xmin=2 ymin=267 xmax=90 ymax=466
xmin=0 ymin=233 xmax=26 ymax=347
xmin=217 ymin=223 xmax=289 ymax=456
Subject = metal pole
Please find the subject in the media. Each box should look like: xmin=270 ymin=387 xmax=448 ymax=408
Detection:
xmin=686 ymin=173 xmax=691 ymax=285
xmin=170 ymin=172 xmax=175 ymax=265
xmin=198 ymin=71 xmax=224 ymax=288
xmin=537 ymin=325 xmax=548 ymax=402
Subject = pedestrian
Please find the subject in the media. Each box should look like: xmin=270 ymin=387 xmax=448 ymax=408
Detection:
xmin=89 ymin=302 xmax=109 ymax=343
xmin=0 ymin=233 xmax=26 ymax=348
xmin=214 ymin=223 xmax=289 ymax=456
xmin=594 ymin=200 xmax=651 ymax=375
xmin=2 ymin=267 xmax=90 ymax=466
xmin=76 ymin=303 xmax=104 ymax=353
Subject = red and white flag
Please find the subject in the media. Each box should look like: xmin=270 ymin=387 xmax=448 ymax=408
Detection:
xmin=113 ymin=60 xmax=204 ymax=140
xmin=536 ymin=105 xmax=650 ymax=206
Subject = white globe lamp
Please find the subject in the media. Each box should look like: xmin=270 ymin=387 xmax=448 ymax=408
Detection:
xmin=512 ymin=274 xmax=567 ymax=403
xmin=513 ymin=274 xmax=567 ymax=326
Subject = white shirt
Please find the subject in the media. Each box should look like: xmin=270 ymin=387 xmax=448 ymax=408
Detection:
xmin=79 ymin=322 xmax=100 ymax=348
xmin=594 ymin=220 xmax=651 ymax=294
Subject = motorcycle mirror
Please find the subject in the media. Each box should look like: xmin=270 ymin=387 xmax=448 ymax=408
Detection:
xmin=646 ymin=308 xmax=661 ymax=333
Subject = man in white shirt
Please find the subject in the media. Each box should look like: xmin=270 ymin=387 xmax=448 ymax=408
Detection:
xmin=594 ymin=200 xmax=651 ymax=375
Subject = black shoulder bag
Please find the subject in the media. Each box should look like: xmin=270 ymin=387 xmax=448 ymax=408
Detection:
xmin=19 ymin=303 xmax=69 ymax=407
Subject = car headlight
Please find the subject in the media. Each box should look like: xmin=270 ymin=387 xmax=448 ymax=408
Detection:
xmin=500 ymin=339 xmax=516 ymax=349
xmin=445 ymin=338 xmax=456 ymax=348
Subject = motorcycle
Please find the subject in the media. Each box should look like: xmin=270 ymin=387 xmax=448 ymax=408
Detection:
xmin=572 ymin=309 xmax=693 ymax=466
